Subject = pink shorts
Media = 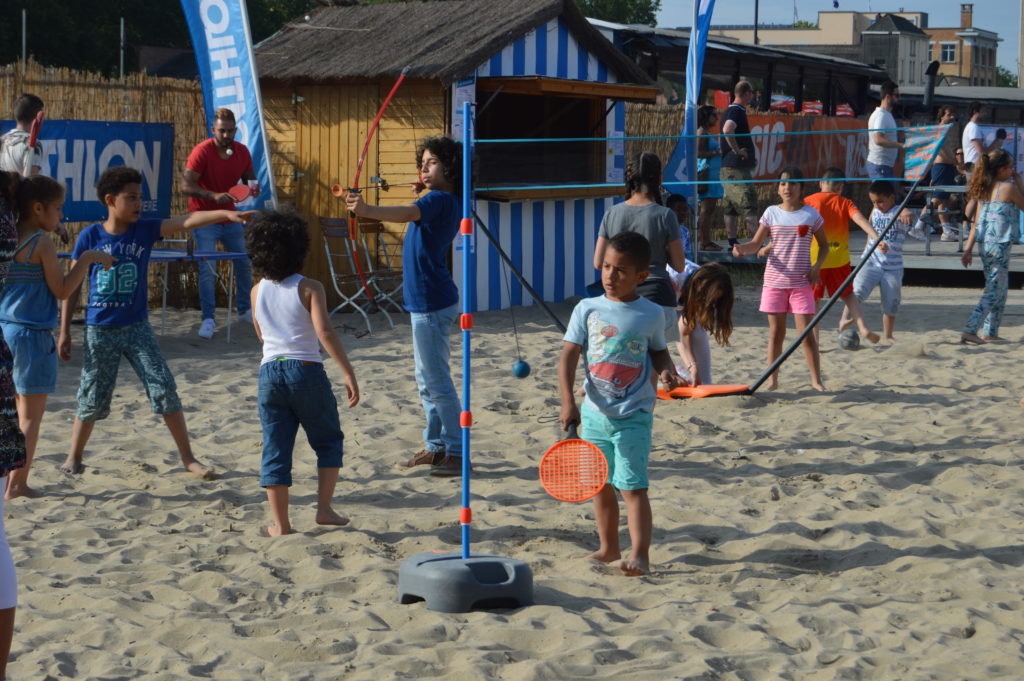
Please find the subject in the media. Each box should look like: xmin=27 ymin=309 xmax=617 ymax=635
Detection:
xmin=759 ymin=285 xmax=816 ymax=315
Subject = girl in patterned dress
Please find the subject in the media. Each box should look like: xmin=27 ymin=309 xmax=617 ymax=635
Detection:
xmin=961 ymin=149 xmax=1024 ymax=345
xmin=0 ymin=170 xmax=26 ymax=681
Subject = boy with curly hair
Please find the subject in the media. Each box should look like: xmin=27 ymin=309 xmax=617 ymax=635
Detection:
xmin=246 ymin=209 xmax=360 ymax=536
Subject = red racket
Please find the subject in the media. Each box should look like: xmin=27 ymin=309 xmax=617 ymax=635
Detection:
xmin=657 ymin=384 xmax=751 ymax=400
xmin=23 ymin=110 xmax=43 ymax=176
xmin=226 ymin=184 xmax=251 ymax=202
xmin=539 ymin=423 xmax=608 ymax=503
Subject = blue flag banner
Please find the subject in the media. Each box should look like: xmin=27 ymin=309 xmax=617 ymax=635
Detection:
xmin=1 ymin=119 xmax=174 ymax=222
xmin=181 ymin=0 xmax=276 ymax=209
xmin=664 ymin=0 xmax=716 ymax=201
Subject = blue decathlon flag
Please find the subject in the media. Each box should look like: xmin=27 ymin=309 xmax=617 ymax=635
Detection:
xmin=1 ymin=119 xmax=174 ymax=222
xmin=181 ymin=0 xmax=276 ymax=209
xmin=664 ymin=0 xmax=716 ymax=204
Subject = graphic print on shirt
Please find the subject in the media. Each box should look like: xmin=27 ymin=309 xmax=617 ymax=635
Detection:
xmin=91 ymin=241 xmax=143 ymax=309
xmin=586 ymin=311 xmax=646 ymax=399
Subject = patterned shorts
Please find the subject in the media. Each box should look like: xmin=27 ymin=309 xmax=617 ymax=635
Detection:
xmin=77 ymin=321 xmax=182 ymax=423
xmin=0 ymin=333 xmax=26 ymax=476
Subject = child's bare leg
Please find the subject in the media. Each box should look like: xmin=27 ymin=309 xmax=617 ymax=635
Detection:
xmin=795 ymin=314 xmax=825 ymax=391
xmin=315 ymin=467 xmax=349 ymax=526
xmin=60 ymin=417 xmax=94 ymax=474
xmin=7 ymin=394 xmax=47 ymax=498
xmin=765 ymin=313 xmax=787 ymax=390
xmin=0 ymin=605 xmax=14 ymax=681
xmin=587 ymin=484 xmax=621 ymax=562
xmin=841 ymin=293 xmax=879 ymax=343
xmin=619 ymin=488 xmax=652 ymax=576
xmin=265 ymin=485 xmax=291 ymax=536
xmin=162 ymin=410 xmax=215 ymax=480
xmin=882 ymin=314 xmax=897 ymax=343
xmin=723 ymin=214 xmax=737 ymax=241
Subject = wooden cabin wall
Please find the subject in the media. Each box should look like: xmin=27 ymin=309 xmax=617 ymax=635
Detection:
xmin=262 ymin=78 xmax=445 ymax=306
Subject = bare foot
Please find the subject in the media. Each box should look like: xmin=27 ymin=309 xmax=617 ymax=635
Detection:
xmin=765 ymin=378 xmax=779 ymax=391
xmin=315 ymin=510 xmax=350 ymax=526
xmin=5 ymin=484 xmax=40 ymax=500
xmin=811 ymin=381 xmax=826 ymax=392
xmin=620 ymin=558 xmax=649 ymax=577
xmin=960 ymin=332 xmax=985 ymax=345
xmin=185 ymin=460 xmax=217 ymax=481
xmin=1019 ymin=396 xmax=1024 ymax=408
xmin=262 ymin=524 xmax=293 ymax=537
xmin=586 ymin=549 xmax=621 ymax=563
xmin=864 ymin=331 xmax=881 ymax=344
xmin=838 ymin=319 xmax=854 ymax=332
xmin=59 ymin=458 xmax=84 ymax=475
xmin=884 ymin=336 xmax=897 ymax=345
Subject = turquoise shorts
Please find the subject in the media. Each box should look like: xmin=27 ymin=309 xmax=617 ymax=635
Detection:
xmin=0 ymin=323 xmax=57 ymax=395
xmin=581 ymin=401 xmax=653 ymax=490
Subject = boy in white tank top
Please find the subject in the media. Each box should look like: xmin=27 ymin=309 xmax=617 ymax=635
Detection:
xmin=246 ymin=210 xmax=360 ymax=537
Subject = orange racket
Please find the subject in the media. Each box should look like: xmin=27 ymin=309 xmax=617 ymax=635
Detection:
xmin=539 ymin=423 xmax=608 ymax=502
xmin=227 ymin=184 xmax=251 ymax=202
xmin=657 ymin=384 xmax=751 ymax=400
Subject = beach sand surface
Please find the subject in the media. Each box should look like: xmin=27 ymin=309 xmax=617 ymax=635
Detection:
xmin=7 ymin=284 xmax=1024 ymax=681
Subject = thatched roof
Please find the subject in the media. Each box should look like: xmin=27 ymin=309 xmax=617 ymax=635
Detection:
xmin=255 ymin=0 xmax=653 ymax=86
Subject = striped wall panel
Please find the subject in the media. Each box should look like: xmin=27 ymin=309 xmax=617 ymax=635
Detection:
xmin=475 ymin=17 xmax=617 ymax=82
xmin=452 ymin=197 xmax=622 ymax=312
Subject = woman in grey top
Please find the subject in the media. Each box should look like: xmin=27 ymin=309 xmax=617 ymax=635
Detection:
xmin=593 ymin=151 xmax=686 ymax=330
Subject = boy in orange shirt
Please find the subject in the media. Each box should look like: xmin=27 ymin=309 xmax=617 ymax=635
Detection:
xmin=804 ymin=168 xmax=887 ymax=346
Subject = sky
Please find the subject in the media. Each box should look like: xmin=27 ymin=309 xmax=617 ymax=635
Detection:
xmin=657 ymin=1 xmax=1020 ymax=74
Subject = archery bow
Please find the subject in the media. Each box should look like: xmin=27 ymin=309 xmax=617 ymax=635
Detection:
xmin=347 ymin=66 xmax=410 ymax=307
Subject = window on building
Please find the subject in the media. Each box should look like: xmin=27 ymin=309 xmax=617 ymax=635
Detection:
xmin=941 ymin=44 xmax=956 ymax=63
xmin=929 ymin=42 xmax=936 ymax=60
xmin=910 ymin=40 xmax=917 ymax=57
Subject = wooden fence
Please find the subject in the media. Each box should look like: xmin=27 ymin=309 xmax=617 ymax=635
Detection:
xmin=0 ymin=59 xmax=209 ymax=308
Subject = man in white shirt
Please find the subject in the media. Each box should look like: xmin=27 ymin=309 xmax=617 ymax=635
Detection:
xmin=0 ymin=93 xmax=44 ymax=176
xmin=866 ymin=81 xmax=902 ymax=180
xmin=961 ymin=101 xmax=1004 ymax=225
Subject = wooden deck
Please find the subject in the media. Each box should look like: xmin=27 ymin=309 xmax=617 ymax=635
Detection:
xmin=696 ymin=229 xmax=1024 ymax=274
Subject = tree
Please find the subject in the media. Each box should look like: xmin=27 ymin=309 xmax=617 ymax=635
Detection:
xmin=792 ymin=20 xmax=818 ymax=29
xmin=996 ymin=66 xmax=1018 ymax=88
xmin=574 ymin=0 xmax=662 ymax=27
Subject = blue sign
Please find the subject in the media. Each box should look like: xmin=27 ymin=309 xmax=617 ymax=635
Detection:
xmin=181 ymin=0 xmax=276 ymax=209
xmin=1 ymin=119 xmax=174 ymax=222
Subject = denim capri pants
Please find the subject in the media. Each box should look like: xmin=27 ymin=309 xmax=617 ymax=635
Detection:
xmin=0 ymin=323 xmax=57 ymax=394
xmin=258 ymin=359 xmax=343 ymax=487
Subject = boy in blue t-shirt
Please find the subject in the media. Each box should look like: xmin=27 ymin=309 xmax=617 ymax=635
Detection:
xmin=346 ymin=137 xmax=464 ymax=477
xmin=559 ymin=231 xmax=681 ymax=577
xmin=58 ymin=166 xmax=254 ymax=477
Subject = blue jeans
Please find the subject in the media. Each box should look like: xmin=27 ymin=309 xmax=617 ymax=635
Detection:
xmin=866 ymin=162 xmax=894 ymax=180
xmin=193 ymin=222 xmax=252 ymax=320
xmin=258 ymin=360 xmax=343 ymax=487
xmin=411 ymin=304 xmax=461 ymax=457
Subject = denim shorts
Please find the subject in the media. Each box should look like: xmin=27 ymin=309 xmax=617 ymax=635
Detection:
xmin=581 ymin=401 xmax=653 ymax=491
xmin=78 ymin=321 xmax=182 ymax=422
xmin=258 ymin=360 xmax=343 ymax=487
xmin=930 ymin=163 xmax=957 ymax=200
xmin=866 ymin=162 xmax=894 ymax=180
xmin=0 ymin=323 xmax=56 ymax=394
xmin=854 ymin=263 xmax=902 ymax=316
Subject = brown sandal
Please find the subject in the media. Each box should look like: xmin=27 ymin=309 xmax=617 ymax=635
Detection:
xmin=701 ymin=241 xmax=724 ymax=251
xmin=403 ymin=449 xmax=445 ymax=467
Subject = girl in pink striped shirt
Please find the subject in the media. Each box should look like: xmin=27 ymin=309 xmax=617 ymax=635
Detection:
xmin=732 ymin=167 xmax=828 ymax=391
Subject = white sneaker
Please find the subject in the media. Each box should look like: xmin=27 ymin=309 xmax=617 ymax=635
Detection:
xmin=906 ymin=226 xmax=926 ymax=241
xmin=238 ymin=310 xmax=252 ymax=324
xmin=198 ymin=318 xmax=215 ymax=339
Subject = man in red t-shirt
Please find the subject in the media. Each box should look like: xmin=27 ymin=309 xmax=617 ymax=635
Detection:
xmin=180 ymin=107 xmax=259 ymax=339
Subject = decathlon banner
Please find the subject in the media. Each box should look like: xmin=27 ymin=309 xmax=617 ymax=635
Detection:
xmin=664 ymin=0 xmax=715 ymax=198
xmin=181 ymin=0 xmax=276 ymax=209
xmin=903 ymin=124 xmax=953 ymax=181
xmin=1 ymin=119 xmax=174 ymax=222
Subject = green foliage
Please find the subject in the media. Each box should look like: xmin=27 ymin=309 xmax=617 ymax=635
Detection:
xmin=792 ymin=20 xmax=818 ymax=29
xmin=0 ymin=0 xmax=319 ymax=77
xmin=574 ymin=0 xmax=662 ymax=27
xmin=996 ymin=66 xmax=1018 ymax=88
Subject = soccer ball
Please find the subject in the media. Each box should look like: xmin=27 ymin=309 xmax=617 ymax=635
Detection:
xmin=838 ymin=329 xmax=860 ymax=351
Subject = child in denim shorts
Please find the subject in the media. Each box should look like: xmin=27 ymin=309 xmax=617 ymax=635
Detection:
xmin=559 ymin=231 xmax=681 ymax=577
xmin=246 ymin=210 xmax=359 ymax=537
xmin=60 ymin=166 xmax=254 ymax=477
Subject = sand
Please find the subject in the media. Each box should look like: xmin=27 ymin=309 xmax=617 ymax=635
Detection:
xmin=6 ymin=284 xmax=1024 ymax=681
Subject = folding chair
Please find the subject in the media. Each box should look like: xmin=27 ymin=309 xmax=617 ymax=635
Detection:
xmin=357 ymin=218 xmax=404 ymax=318
xmin=320 ymin=217 xmax=399 ymax=335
